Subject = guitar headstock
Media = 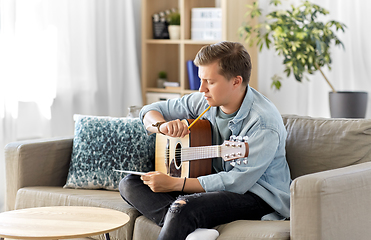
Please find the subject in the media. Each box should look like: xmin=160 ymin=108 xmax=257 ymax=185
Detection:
xmin=221 ymin=135 xmax=249 ymax=166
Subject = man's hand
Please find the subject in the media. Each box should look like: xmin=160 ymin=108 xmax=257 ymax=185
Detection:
xmin=141 ymin=171 xmax=206 ymax=193
xmin=143 ymin=111 xmax=190 ymax=138
xmin=160 ymin=119 xmax=190 ymax=138
xmin=141 ymin=171 xmax=183 ymax=192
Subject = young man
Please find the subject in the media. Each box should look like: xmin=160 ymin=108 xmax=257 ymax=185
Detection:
xmin=119 ymin=41 xmax=291 ymax=240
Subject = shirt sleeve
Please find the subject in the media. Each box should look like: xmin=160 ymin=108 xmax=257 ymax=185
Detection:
xmin=197 ymin=128 xmax=280 ymax=194
xmin=139 ymin=92 xmax=207 ymax=123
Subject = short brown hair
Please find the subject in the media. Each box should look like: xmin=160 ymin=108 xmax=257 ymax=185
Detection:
xmin=193 ymin=41 xmax=252 ymax=85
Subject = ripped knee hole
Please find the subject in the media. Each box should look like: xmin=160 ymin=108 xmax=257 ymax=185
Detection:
xmin=169 ymin=198 xmax=187 ymax=213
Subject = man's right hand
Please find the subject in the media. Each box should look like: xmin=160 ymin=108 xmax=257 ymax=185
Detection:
xmin=143 ymin=110 xmax=190 ymax=138
xmin=159 ymin=119 xmax=190 ymax=138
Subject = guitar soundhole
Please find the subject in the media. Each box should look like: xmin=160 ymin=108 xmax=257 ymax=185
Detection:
xmin=169 ymin=142 xmax=182 ymax=177
xmin=175 ymin=143 xmax=182 ymax=169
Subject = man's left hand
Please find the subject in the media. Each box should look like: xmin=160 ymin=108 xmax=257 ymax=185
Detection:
xmin=141 ymin=171 xmax=183 ymax=192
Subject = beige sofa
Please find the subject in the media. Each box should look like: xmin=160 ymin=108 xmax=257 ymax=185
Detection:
xmin=5 ymin=115 xmax=371 ymax=240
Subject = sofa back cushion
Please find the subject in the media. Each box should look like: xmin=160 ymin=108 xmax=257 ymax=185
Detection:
xmin=282 ymin=115 xmax=371 ymax=179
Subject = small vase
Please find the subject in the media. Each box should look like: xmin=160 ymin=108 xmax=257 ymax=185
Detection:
xmin=157 ymin=78 xmax=166 ymax=88
xmin=168 ymin=25 xmax=180 ymax=40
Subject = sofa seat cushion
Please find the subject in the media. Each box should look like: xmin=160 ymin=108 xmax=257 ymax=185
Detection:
xmin=216 ymin=220 xmax=290 ymax=240
xmin=132 ymin=215 xmax=290 ymax=240
xmin=15 ymin=186 xmax=140 ymax=240
xmin=132 ymin=216 xmax=161 ymax=240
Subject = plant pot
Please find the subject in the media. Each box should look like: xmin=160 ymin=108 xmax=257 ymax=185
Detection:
xmin=157 ymin=78 xmax=167 ymax=88
xmin=168 ymin=25 xmax=180 ymax=40
xmin=329 ymin=91 xmax=368 ymax=118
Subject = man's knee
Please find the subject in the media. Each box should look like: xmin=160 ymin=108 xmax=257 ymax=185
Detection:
xmin=168 ymin=193 xmax=203 ymax=214
xmin=169 ymin=197 xmax=188 ymax=213
xmin=119 ymin=174 xmax=140 ymax=197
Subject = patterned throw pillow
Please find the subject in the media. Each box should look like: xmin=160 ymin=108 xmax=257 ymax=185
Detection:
xmin=64 ymin=115 xmax=155 ymax=190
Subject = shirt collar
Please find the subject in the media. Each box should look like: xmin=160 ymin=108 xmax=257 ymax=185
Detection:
xmin=231 ymin=85 xmax=253 ymax=124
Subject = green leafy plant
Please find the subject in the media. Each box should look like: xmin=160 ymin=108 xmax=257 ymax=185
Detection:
xmin=239 ymin=0 xmax=346 ymax=92
xmin=158 ymin=71 xmax=167 ymax=79
xmin=168 ymin=12 xmax=180 ymax=25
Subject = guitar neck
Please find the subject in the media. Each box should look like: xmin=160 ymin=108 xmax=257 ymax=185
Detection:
xmin=180 ymin=145 xmax=220 ymax=162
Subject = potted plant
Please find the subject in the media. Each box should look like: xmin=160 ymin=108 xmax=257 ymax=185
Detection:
xmin=239 ymin=0 xmax=368 ymax=118
xmin=167 ymin=12 xmax=180 ymax=40
xmin=157 ymin=71 xmax=167 ymax=88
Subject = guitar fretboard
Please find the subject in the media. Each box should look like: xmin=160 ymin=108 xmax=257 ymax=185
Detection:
xmin=179 ymin=145 xmax=220 ymax=162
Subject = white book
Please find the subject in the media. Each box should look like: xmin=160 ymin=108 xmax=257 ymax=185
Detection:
xmin=113 ymin=169 xmax=147 ymax=176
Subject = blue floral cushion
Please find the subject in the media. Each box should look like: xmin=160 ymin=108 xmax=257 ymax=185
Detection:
xmin=64 ymin=115 xmax=155 ymax=190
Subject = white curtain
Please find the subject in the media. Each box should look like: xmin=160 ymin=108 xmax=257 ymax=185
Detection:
xmin=0 ymin=0 xmax=142 ymax=212
xmin=258 ymin=0 xmax=371 ymax=118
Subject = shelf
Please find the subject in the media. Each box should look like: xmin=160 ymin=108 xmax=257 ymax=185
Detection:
xmin=182 ymin=89 xmax=198 ymax=95
xmin=146 ymin=39 xmax=182 ymax=44
xmin=141 ymin=0 xmax=257 ymax=105
xmin=145 ymin=38 xmax=223 ymax=45
xmin=183 ymin=40 xmax=219 ymax=45
xmin=147 ymin=88 xmax=182 ymax=94
xmin=146 ymin=39 xmax=220 ymax=45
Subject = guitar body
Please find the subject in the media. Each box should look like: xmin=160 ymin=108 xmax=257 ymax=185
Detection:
xmin=155 ymin=119 xmax=212 ymax=178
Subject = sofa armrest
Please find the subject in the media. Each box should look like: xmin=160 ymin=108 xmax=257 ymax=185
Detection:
xmin=5 ymin=137 xmax=73 ymax=210
xmin=290 ymin=162 xmax=371 ymax=240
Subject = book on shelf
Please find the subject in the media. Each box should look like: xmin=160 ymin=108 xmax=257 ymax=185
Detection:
xmin=163 ymin=81 xmax=180 ymax=87
xmin=187 ymin=60 xmax=201 ymax=90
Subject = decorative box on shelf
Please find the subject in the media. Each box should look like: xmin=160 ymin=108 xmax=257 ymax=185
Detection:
xmin=152 ymin=10 xmax=170 ymax=39
xmin=191 ymin=8 xmax=222 ymax=40
xmin=146 ymin=92 xmax=181 ymax=105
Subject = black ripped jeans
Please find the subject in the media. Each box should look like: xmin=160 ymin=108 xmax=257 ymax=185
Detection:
xmin=119 ymin=174 xmax=274 ymax=240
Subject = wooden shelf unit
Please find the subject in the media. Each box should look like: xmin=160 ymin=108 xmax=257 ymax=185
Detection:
xmin=141 ymin=0 xmax=257 ymax=104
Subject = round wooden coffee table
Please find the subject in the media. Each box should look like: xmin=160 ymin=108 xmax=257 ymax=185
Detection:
xmin=0 ymin=206 xmax=129 ymax=240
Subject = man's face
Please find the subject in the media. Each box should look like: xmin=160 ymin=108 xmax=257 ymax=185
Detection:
xmin=198 ymin=61 xmax=235 ymax=110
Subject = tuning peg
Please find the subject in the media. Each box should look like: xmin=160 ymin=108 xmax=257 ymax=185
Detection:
xmin=229 ymin=135 xmax=236 ymax=141
xmin=243 ymin=158 xmax=248 ymax=165
xmin=243 ymin=136 xmax=249 ymax=142
xmin=230 ymin=161 xmax=236 ymax=167
xmin=236 ymin=160 xmax=241 ymax=165
xmin=236 ymin=136 xmax=242 ymax=142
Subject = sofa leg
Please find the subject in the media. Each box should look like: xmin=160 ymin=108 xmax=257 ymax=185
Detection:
xmin=104 ymin=233 xmax=110 ymax=240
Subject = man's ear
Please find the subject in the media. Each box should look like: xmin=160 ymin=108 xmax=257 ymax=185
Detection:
xmin=233 ymin=76 xmax=243 ymax=87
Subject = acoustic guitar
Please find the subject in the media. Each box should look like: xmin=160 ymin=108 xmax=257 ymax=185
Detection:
xmin=155 ymin=119 xmax=249 ymax=178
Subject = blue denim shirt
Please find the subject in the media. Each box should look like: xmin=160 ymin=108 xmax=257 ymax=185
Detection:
xmin=140 ymin=86 xmax=291 ymax=219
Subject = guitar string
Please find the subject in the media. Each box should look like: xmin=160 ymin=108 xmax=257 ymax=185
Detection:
xmin=165 ymin=146 xmax=218 ymax=154
xmin=166 ymin=145 xmax=218 ymax=152
xmin=164 ymin=145 xmax=246 ymax=161
xmin=164 ymin=146 xmax=220 ymax=160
